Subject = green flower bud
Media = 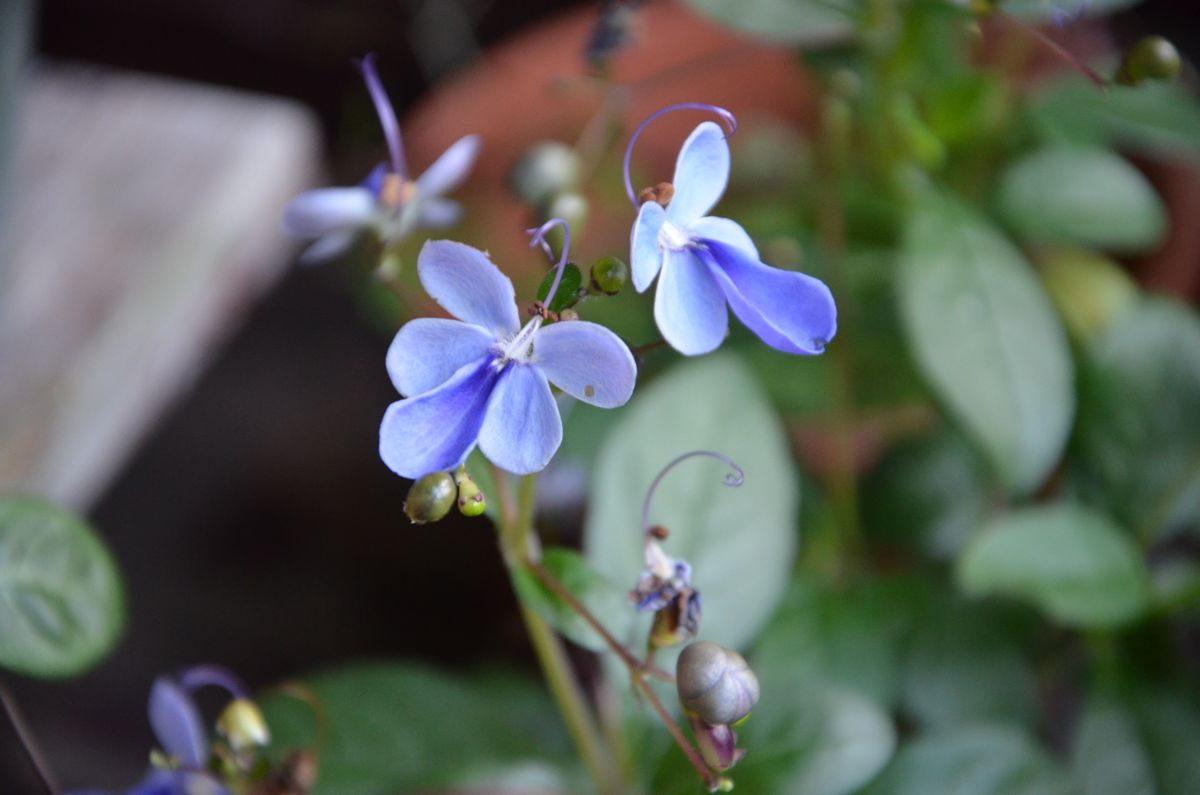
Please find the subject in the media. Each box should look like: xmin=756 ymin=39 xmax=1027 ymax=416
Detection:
xmin=590 ymin=256 xmax=628 ymax=295
xmin=510 ymin=141 xmax=581 ymax=206
xmin=404 ymin=471 xmax=457 ymax=524
xmin=454 ymin=466 xmax=487 ymax=517
xmin=1117 ymin=36 xmax=1182 ymax=86
xmin=217 ymin=698 xmax=271 ymax=754
xmin=677 ymin=641 xmax=760 ymax=727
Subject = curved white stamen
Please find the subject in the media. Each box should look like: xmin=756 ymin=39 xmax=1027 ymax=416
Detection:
xmin=641 ymin=451 xmax=744 ymax=555
xmin=658 ymin=220 xmax=693 ymax=252
xmin=497 ymin=317 xmax=543 ymax=365
xmin=526 ymin=218 xmax=573 ymax=309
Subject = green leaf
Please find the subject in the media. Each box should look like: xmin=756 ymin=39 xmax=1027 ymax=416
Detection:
xmin=1027 ymin=77 xmax=1200 ymax=159
xmin=261 ymin=661 xmax=572 ymax=795
xmin=898 ymin=193 xmax=1074 ymax=495
xmin=0 ymin=497 xmax=125 ymax=678
xmin=863 ymin=725 xmax=1076 ymax=795
xmin=583 ymin=354 xmax=797 ymax=651
xmin=956 ymin=503 xmax=1151 ymax=628
xmin=863 ymin=431 xmax=990 ymax=560
xmin=995 ymin=146 xmax=1167 ymax=253
xmin=536 ymin=263 xmax=582 ymax=314
xmin=511 ymin=547 xmax=633 ymax=653
xmin=1071 ymin=297 xmax=1200 ymax=539
xmin=682 ymin=0 xmax=857 ymax=46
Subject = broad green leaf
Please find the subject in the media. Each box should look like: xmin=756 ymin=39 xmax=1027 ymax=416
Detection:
xmin=996 ymin=147 xmax=1166 ymax=253
xmin=583 ymin=354 xmax=797 ymax=651
xmin=1133 ymin=688 xmax=1200 ymax=794
xmin=1071 ymin=297 xmax=1200 ymax=539
xmin=863 ymin=431 xmax=989 ymax=560
xmin=683 ymin=0 xmax=857 ymax=46
xmin=863 ymin=725 xmax=1076 ymax=795
xmin=511 ymin=547 xmax=633 ymax=653
xmin=536 ymin=263 xmax=583 ymax=314
xmin=1027 ymin=77 xmax=1200 ymax=159
xmin=898 ymin=193 xmax=1074 ymax=495
xmin=261 ymin=661 xmax=572 ymax=795
xmin=0 ymin=496 xmax=125 ymax=678
xmin=957 ymin=503 xmax=1151 ymax=628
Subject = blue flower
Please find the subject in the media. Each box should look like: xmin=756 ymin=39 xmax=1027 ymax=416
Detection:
xmin=380 ymin=224 xmax=637 ymax=478
xmin=281 ymin=53 xmax=480 ymax=263
xmin=625 ymin=105 xmax=837 ymax=356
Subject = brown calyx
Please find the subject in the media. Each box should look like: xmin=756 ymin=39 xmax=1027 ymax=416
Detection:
xmin=638 ymin=181 xmax=675 ymax=208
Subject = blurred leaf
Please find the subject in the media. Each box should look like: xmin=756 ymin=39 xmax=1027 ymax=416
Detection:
xmin=863 ymin=725 xmax=1076 ymax=795
xmin=511 ymin=548 xmax=632 ymax=653
xmin=683 ymin=0 xmax=857 ymax=46
xmin=926 ymin=74 xmax=1011 ymax=149
xmin=584 ymin=354 xmax=797 ymax=651
xmin=863 ymin=430 xmax=990 ymax=559
xmin=957 ymin=503 xmax=1151 ymax=628
xmin=1071 ymin=688 xmax=1200 ymax=795
xmin=650 ymin=686 xmax=895 ymax=795
xmin=0 ymin=496 xmax=125 ymax=678
xmin=1027 ymin=77 xmax=1200 ymax=158
xmin=901 ymin=597 xmax=1038 ymax=731
xmin=1037 ymin=248 xmax=1140 ymax=342
xmin=261 ymin=661 xmax=572 ymax=795
xmin=898 ymin=193 xmax=1074 ymax=495
xmin=536 ymin=263 xmax=582 ymax=314
xmin=996 ymin=147 xmax=1167 ymax=253
xmin=1071 ymin=297 xmax=1200 ymax=539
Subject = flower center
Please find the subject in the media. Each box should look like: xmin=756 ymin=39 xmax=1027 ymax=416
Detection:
xmin=380 ymin=173 xmax=418 ymax=208
xmin=658 ymin=220 xmax=693 ymax=252
xmin=496 ymin=317 xmax=543 ymax=365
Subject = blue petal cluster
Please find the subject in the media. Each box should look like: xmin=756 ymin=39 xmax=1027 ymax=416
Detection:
xmin=631 ymin=120 xmax=838 ymax=356
xmin=281 ymin=54 xmax=480 ymax=263
xmin=380 ymin=240 xmax=637 ymax=478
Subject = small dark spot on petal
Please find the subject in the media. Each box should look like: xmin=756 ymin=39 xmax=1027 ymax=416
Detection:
xmin=584 ymin=384 xmax=595 ymax=397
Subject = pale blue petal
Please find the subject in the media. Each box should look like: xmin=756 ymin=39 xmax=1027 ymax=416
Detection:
xmin=654 ymin=249 xmax=728 ymax=356
xmin=688 ymin=216 xmax=758 ymax=258
xmin=417 ymin=135 xmax=482 ymax=196
xmin=667 ymin=122 xmax=730 ymax=226
xmin=417 ymin=240 xmax=521 ymax=338
xmin=478 ymin=364 xmax=562 ymax=475
xmin=386 ymin=317 xmax=495 ymax=396
xmin=298 ymin=229 xmax=358 ymax=265
xmin=379 ymin=359 xmax=500 ymax=478
xmin=148 ymin=677 xmax=207 ymax=767
xmin=533 ymin=321 xmax=636 ymax=408
xmin=703 ymin=238 xmax=837 ymax=355
xmin=281 ymin=188 xmax=375 ymax=238
xmin=360 ymin=162 xmax=389 ymax=197
xmin=417 ymin=197 xmax=463 ymax=228
xmin=631 ymin=201 xmax=666 ymax=292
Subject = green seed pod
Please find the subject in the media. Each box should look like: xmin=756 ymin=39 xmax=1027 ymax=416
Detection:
xmin=590 ymin=255 xmax=628 ymax=295
xmin=677 ymin=641 xmax=760 ymax=727
xmin=1117 ymin=36 xmax=1182 ymax=86
xmin=454 ymin=466 xmax=487 ymax=517
xmin=217 ymin=698 xmax=271 ymax=753
xmin=404 ymin=472 xmax=457 ymax=524
xmin=510 ymin=141 xmax=581 ymax=206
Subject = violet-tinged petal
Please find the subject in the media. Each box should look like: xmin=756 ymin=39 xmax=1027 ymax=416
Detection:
xmin=131 ymin=770 xmax=230 ymax=795
xmin=533 ymin=320 xmax=636 ymax=408
xmin=417 ymin=135 xmax=481 ymax=197
xmin=703 ymin=238 xmax=837 ymax=355
xmin=357 ymin=53 xmax=407 ymax=178
xmin=417 ymin=240 xmax=521 ymax=338
xmin=360 ymin=162 xmax=389 ymax=197
xmin=631 ymin=200 xmax=667 ymax=292
xmin=478 ymin=364 xmax=562 ymax=475
xmin=386 ymin=317 xmax=494 ymax=396
xmin=148 ymin=677 xmax=207 ymax=768
xmin=281 ymin=188 xmax=375 ymax=238
xmin=668 ymin=122 xmax=731 ymax=226
xmin=379 ymin=359 xmax=499 ymax=478
xmin=298 ymin=230 xmax=358 ymax=265
xmin=655 ymin=249 xmax=728 ymax=356
xmin=688 ymin=216 xmax=758 ymax=259
xmin=417 ymin=197 xmax=464 ymax=228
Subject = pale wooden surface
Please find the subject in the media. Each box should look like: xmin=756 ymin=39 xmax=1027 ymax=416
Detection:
xmin=0 ymin=63 xmax=322 ymax=509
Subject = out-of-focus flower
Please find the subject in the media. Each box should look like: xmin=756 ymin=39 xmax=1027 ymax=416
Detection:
xmin=379 ymin=221 xmax=636 ymax=478
xmin=282 ymin=53 xmax=480 ymax=263
xmin=625 ymin=104 xmax=837 ymax=356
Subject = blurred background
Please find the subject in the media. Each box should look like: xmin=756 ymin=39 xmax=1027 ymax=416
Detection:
xmin=1 ymin=0 xmax=1198 ymax=790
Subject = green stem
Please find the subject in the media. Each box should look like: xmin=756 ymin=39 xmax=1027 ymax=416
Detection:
xmin=499 ymin=475 xmax=620 ymax=795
